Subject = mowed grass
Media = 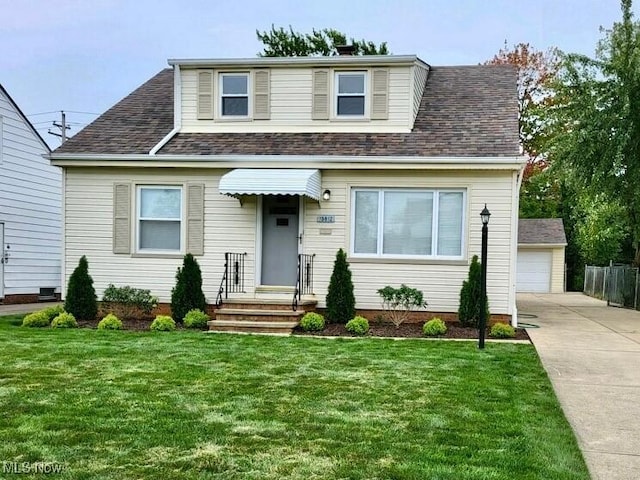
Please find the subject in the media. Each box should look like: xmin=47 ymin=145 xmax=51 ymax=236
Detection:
xmin=0 ymin=314 xmax=589 ymax=479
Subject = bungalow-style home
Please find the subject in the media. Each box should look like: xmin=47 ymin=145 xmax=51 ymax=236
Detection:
xmin=517 ymin=218 xmax=567 ymax=293
xmin=50 ymin=52 xmax=525 ymax=332
xmin=0 ymin=84 xmax=61 ymax=304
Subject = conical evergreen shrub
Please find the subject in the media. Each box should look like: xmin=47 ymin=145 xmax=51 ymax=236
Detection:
xmin=325 ymin=248 xmax=356 ymax=324
xmin=171 ymin=254 xmax=206 ymax=322
xmin=64 ymin=255 xmax=98 ymax=320
xmin=458 ymin=255 xmax=490 ymax=327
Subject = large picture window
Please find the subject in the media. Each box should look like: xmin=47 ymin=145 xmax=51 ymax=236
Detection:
xmin=335 ymin=72 xmax=366 ymax=116
xmin=137 ymin=186 xmax=182 ymax=252
xmin=220 ymin=73 xmax=249 ymax=117
xmin=351 ymin=188 xmax=465 ymax=259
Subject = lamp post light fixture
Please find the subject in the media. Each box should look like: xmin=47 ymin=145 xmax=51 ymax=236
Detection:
xmin=479 ymin=204 xmax=491 ymax=349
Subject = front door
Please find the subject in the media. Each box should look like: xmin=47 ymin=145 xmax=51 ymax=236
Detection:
xmin=0 ymin=223 xmax=4 ymax=299
xmin=261 ymin=195 xmax=299 ymax=286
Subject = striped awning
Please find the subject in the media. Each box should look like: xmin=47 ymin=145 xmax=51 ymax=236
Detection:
xmin=219 ymin=169 xmax=322 ymax=200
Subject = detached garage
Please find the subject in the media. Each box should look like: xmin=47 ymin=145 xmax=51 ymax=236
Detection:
xmin=517 ymin=219 xmax=567 ymax=293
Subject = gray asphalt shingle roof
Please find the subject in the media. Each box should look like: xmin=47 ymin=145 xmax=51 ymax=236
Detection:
xmin=518 ymin=219 xmax=567 ymax=245
xmin=54 ymin=63 xmax=519 ymax=157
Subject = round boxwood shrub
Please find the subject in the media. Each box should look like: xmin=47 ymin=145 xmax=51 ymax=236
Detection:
xmin=22 ymin=311 xmax=51 ymax=328
xmin=423 ymin=317 xmax=447 ymax=337
xmin=183 ymin=309 xmax=210 ymax=329
xmin=299 ymin=312 xmax=325 ymax=332
xmin=345 ymin=316 xmax=369 ymax=335
xmin=150 ymin=315 xmax=176 ymax=332
xmin=490 ymin=322 xmax=516 ymax=339
xmin=41 ymin=304 xmax=65 ymax=322
xmin=51 ymin=312 xmax=78 ymax=329
xmin=97 ymin=313 xmax=123 ymax=330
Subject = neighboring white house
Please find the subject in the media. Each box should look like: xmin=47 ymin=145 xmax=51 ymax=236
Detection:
xmin=517 ymin=218 xmax=567 ymax=294
xmin=0 ymin=84 xmax=61 ymax=303
xmin=50 ymin=53 xmax=525 ymax=330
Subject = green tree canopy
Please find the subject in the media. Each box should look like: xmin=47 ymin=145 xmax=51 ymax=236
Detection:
xmin=257 ymin=26 xmax=389 ymax=57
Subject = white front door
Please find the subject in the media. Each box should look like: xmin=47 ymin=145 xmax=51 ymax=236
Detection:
xmin=0 ymin=223 xmax=4 ymax=299
xmin=261 ymin=195 xmax=300 ymax=286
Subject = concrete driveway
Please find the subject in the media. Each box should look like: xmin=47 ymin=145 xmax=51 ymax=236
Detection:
xmin=519 ymin=293 xmax=640 ymax=480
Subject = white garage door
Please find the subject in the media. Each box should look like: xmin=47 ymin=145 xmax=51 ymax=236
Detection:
xmin=517 ymin=250 xmax=552 ymax=293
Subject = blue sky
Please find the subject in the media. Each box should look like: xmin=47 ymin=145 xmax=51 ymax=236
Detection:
xmin=1 ymin=0 xmax=633 ymax=147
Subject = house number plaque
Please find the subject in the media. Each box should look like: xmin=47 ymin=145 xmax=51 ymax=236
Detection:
xmin=316 ymin=215 xmax=335 ymax=224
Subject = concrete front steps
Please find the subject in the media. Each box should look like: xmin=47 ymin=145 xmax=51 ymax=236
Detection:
xmin=208 ymin=298 xmax=317 ymax=334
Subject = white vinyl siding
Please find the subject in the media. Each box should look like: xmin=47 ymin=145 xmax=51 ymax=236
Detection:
xmin=351 ymin=188 xmax=465 ymax=260
xmin=0 ymin=89 xmax=60 ymax=297
xmin=412 ymin=64 xmax=429 ymax=126
xmin=64 ymin=168 xmax=256 ymax=302
xmin=181 ymin=66 xmax=411 ymax=133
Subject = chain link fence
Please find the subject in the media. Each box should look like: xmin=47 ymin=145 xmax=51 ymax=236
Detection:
xmin=584 ymin=264 xmax=640 ymax=309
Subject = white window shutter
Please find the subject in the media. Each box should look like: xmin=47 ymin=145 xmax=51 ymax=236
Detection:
xmin=186 ymin=183 xmax=205 ymax=255
xmin=371 ymin=68 xmax=389 ymax=120
xmin=197 ymin=70 xmax=214 ymax=120
xmin=113 ymin=183 xmax=131 ymax=254
xmin=312 ymin=69 xmax=330 ymax=120
xmin=253 ymin=69 xmax=270 ymax=120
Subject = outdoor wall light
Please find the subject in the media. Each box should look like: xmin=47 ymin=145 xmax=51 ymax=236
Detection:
xmin=322 ymin=189 xmax=331 ymax=201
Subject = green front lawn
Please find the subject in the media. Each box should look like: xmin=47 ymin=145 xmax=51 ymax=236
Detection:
xmin=0 ymin=315 xmax=589 ymax=479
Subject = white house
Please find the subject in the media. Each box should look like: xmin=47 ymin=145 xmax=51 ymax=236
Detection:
xmin=0 ymin=84 xmax=61 ymax=303
xmin=50 ymin=53 xmax=525 ymax=331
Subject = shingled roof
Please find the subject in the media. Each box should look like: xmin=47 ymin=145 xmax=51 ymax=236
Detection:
xmin=518 ymin=219 xmax=567 ymax=245
xmin=54 ymin=64 xmax=519 ymax=157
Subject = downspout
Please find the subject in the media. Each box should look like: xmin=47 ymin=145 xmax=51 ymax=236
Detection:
xmin=149 ymin=64 xmax=181 ymax=155
xmin=510 ymin=162 xmax=526 ymax=327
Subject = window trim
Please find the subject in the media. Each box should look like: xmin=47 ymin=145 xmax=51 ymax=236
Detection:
xmin=136 ymin=185 xmax=184 ymax=254
xmin=350 ymin=187 xmax=467 ymax=260
xmin=219 ymin=72 xmax=250 ymax=118
xmin=334 ymin=71 xmax=367 ymax=118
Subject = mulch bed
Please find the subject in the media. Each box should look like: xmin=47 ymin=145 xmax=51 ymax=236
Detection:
xmin=295 ymin=322 xmax=530 ymax=341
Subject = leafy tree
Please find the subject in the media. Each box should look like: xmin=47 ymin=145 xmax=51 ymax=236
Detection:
xmin=547 ymin=0 xmax=640 ymax=265
xmin=171 ymin=254 xmax=206 ymax=323
xmin=65 ymin=255 xmax=98 ymax=320
xmin=257 ymin=26 xmax=389 ymax=57
xmin=458 ymin=255 xmax=489 ymax=328
xmin=325 ymin=249 xmax=356 ymax=324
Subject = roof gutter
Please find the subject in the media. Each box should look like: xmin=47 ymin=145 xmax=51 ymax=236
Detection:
xmin=149 ymin=65 xmax=181 ymax=155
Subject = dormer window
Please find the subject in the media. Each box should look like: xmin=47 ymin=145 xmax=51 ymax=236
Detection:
xmin=220 ymin=73 xmax=249 ymax=117
xmin=336 ymin=72 xmax=366 ymax=116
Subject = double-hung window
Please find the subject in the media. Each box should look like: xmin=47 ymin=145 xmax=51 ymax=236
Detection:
xmin=137 ymin=186 xmax=183 ymax=252
xmin=351 ymin=188 xmax=466 ymax=259
xmin=220 ymin=73 xmax=249 ymax=117
xmin=335 ymin=71 xmax=366 ymax=116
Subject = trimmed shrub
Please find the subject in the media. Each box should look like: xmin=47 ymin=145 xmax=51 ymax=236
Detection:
xmin=51 ymin=312 xmax=78 ymax=329
xmin=150 ymin=315 xmax=176 ymax=332
xmin=102 ymin=284 xmax=158 ymax=319
xmin=184 ymin=309 xmax=210 ymax=329
xmin=41 ymin=304 xmax=65 ymax=322
xmin=171 ymin=254 xmax=206 ymax=323
xmin=325 ymin=249 xmax=356 ymax=324
xmin=299 ymin=312 xmax=325 ymax=332
xmin=490 ymin=322 xmax=516 ymax=339
xmin=458 ymin=255 xmax=490 ymax=328
xmin=423 ymin=318 xmax=447 ymax=337
xmin=377 ymin=284 xmax=427 ymax=328
xmin=97 ymin=313 xmax=123 ymax=330
xmin=346 ymin=316 xmax=369 ymax=335
xmin=65 ymin=256 xmax=98 ymax=320
xmin=22 ymin=311 xmax=51 ymax=328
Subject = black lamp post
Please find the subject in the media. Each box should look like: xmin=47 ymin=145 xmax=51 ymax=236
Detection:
xmin=479 ymin=204 xmax=491 ymax=349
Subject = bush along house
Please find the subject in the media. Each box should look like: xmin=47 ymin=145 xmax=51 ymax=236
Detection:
xmin=49 ymin=51 xmax=525 ymax=332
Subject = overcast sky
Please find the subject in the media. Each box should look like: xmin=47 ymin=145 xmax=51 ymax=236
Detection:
xmin=1 ymin=0 xmax=633 ymax=147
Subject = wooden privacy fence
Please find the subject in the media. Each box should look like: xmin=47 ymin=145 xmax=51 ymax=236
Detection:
xmin=584 ymin=264 xmax=640 ymax=310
